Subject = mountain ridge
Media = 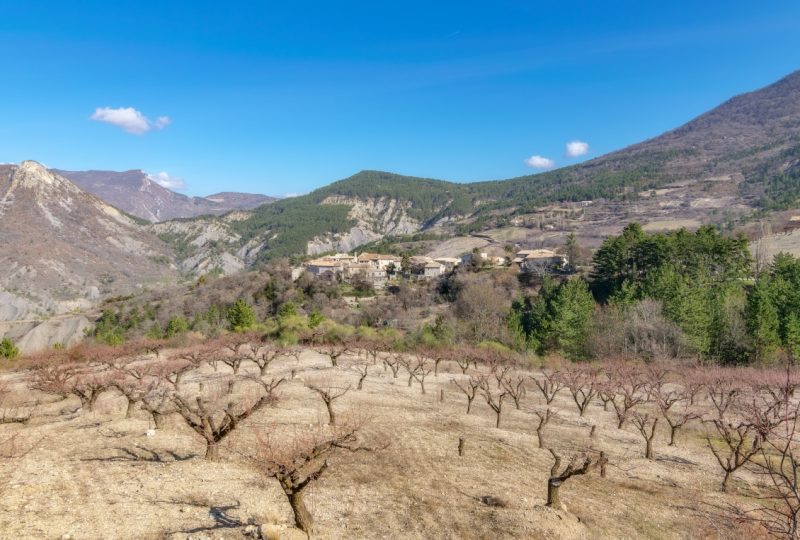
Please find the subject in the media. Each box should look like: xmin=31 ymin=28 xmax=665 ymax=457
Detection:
xmin=56 ymin=168 xmax=277 ymax=222
xmin=3 ymin=69 xmax=800 ymax=343
xmin=0 ymin=161 xmax=178 ymax=329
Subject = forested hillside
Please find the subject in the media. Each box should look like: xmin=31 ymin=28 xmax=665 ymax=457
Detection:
xmin=226 ymin=70 xmax=800 ymax=261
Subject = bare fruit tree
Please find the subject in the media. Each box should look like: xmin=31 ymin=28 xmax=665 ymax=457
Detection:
xmin=172 ymin=376 xmax=283 ymax=460
xmin=403 ymin=353 xmax=433 ymax=394
xmin=744 ymin=369 xmax=800 ymax=537
xmin=561 ymin=365 xmax=598 ymax=417
xmin=546 ymin=448 xmax=608 ymax=511
xmin=452 ymin=346 xmax=477 ymax=375
xmin=140 ymin=379 xmax=174 ymax=429
xmin=307 ymin=378 xmax=351 ymax=425
xmin=606 ymin=361 xmax=648 ymax=429
xmin=30 ymin=362 xmax=110 ymax=414
xmin=631 ymin=412 xmax=659 ymax=459
xmin=704 ymin=368 xmax=742 ymax=419
xmin=452 ymin=375 xmax=483 ymax=414
xmin=533 ymin=407 xmax=555 ymax=448
xmin=348 ymin=356 xmax=374 ymax=391
xmin=246 ymin=420 xmax=378 ymax=538
xmin=384 ymin=353 xmax=403 ymax=378
xmin=314 ymin=343 xmax=350 ymax=368
xmin=109 ymin=369 xmax=149 ymax=418
xmin=531 ymin=369 xmax=564 ymax=405
xmin=497 ymin=369 xmax=527 ymax=410
xmin=247 ymin=343 xmax=290 ymax=376
xmin=479 ymin=378 xmax=508 ymax=428
xmin=656 ymin=385 xmax=701 ymax=446
xmin=219 ymin=333 xmax=253 ymax=374
xmin=705 ymin=416 xmax=763 ymax=492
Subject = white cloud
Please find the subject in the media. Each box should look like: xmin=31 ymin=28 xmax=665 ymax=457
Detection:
xmin=147 ymin=171 xmax=185 ymax=190
xmin=524 ymin=155 xmax=555 ymax=169
xmin=565 ymin=140 xmax=589 ymax=157
xmin=154 ymin=116 xmax=171 ymax=129
xmin=90 ymin=107 xmax=171 ymax=134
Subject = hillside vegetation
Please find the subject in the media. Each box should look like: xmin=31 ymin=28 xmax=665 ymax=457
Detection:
xmin=225 ymin=70 xmax=800 ymax=261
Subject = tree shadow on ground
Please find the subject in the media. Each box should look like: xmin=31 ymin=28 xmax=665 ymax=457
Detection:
xmin=80 ymin=445 xmax=196 ymax=463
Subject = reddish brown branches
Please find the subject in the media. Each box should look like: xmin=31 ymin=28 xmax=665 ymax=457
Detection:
xmin=606 ymin=362 xmax=648 ymax=429
xmin=531 ymin=369 xmax=565 ymax=405
xmin=561 ymin=365 xmax=599 ymax=417
xmin=172 ymin=376 xmax=284 ymax=461
xmin=246 ymin=420 xmax=378 ymax=537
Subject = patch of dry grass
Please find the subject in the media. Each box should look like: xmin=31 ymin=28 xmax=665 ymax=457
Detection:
xmin=0 ymin=350 xmax=777 ymax=539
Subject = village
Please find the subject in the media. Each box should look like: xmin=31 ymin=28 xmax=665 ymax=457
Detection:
xmin=294 ymin=247 xmax=569 ymax=289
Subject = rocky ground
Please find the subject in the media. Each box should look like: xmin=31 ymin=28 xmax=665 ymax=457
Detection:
xmin=0 ymin=351 xmax=770 ymax=539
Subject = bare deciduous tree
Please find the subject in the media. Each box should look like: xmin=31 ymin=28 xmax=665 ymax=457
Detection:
xmin=219 ymin=334 xmax=253 ymax=374
xmin=531 ymin=369 xmax=564 ymax=405
xmin=479 ymin=378 xmax=508 ymax=428
xmin=109 ymin=369 xmax=149 ymax=418
xmin=546 ymin=449 xmax=608 ymax=511
xmin=246 ymin=420 xmax=378 ymax=538
xmin=172 ymin=377 xmax=283 ymax=460
xmin=743 ymin=364 xmax=800 ymax=538
xmin=533 ymin=407 xmax=555 ymax=448
xmin=384 ymin=354 xmax=403 ymax=378
xmin=631 ymin=412 xmax=659 ymax=459
xmin=314 ymin=343 xmax=350 ymax=368
xmin=140 ymin=380 xmax=174 ymax=429
xmin=404 ymin=354 xmax=433 ymax=394
xmin=29 ymin=361 xmax=75 ymax=401
xmin=348 ymin=356 xmax=374 ymax=391
xmin=561 ymin=365 xmax=598 ymax=417
xmin=307 ymin=379 xmax=351 ymax=425
xmin=71 ymin=372 xmax=111 ymax=412
xmin=498 ymin=369 xmax=527 ymax=410
xmin=656 ymin=386 xmax=701 ymax=446
xmin=704 ymin=368 xmax=742 ymax=420
xmin=606 ymin=362 xmax=648 ymax=429
xmin=705 ymin=417 xmax=763 ymax=492
xmin=452 ymin=375 xmax=482 ymax=414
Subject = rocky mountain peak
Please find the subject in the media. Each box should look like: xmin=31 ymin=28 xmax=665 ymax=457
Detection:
xmin=14 ymin=160 xmax=81 ymax=193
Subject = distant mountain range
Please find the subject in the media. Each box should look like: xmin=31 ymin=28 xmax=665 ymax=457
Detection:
xmin=0 ymin=161 xmax=181 ymax=349
xmin=2 ymin=69 xmax=800 ymax=350
xmin=55 ymin=169 xmax=277 ymax=222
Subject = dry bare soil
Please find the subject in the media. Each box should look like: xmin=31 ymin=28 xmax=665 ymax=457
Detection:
xmin=0 ymin=351 xmax=767 ymax=539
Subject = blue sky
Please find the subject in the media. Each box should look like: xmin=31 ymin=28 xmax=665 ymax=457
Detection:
xmin=0 ymin=1 xmax=799 ymax=197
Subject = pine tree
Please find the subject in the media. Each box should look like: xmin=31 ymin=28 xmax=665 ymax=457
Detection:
xmin=746 ymin=277 xmax=780 ymax=363
xmin=227 ymin=299 xmax=257 ymax=332
xmin=548 ymin=279 xmax=595 ymax=359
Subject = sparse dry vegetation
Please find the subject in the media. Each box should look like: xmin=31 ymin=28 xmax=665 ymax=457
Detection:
xmin=2 ymin=336 xmax=800 ymax=539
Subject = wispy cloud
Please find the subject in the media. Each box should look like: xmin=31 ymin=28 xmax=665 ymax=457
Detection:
xmin=90 ymin=107 xmax=171 ymax=135
xmin=524 ymin=155 xmax=555 ymax=169
xmin=147 ymin=171 xmax=185 ymax=190
xmin=565 ymin=140 xmax=589 ymax=157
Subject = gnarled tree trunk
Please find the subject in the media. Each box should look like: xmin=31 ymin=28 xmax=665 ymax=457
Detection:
xmin=288 ymin=488 xmax=314 ymax=537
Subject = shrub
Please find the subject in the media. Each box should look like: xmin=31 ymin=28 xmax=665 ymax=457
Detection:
xmin=0 ymin=338 xmax=19 ymax=359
